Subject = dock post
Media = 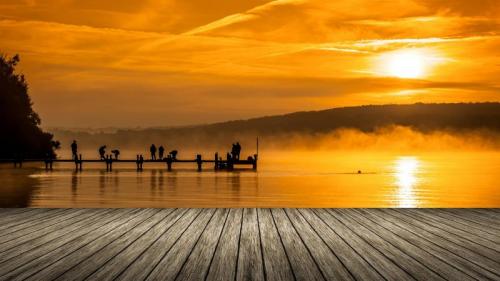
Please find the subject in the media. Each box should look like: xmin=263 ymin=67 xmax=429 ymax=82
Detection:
xmin=166 ymin=155 xmax=172 ymax=171
xmin=227 ymin=153 xmax=234 ymax=171
xmin=253 ymin=154 xmax=258 ymax=170
xmin=74 ymin=153 xmax=79 ymax=170
xmin=108 ymin=154 xmax=113 ymax=171
xmin=196 ymin=154 xmax=202 ymax=171
xmin=136 ymin=155 xmax=140 ymax=171
xmin=105 ymin=155 xmax=108 ymax=171
xmin=214 ymin=153 xmax=218 ymax=170
xmin=79 ymin=154 xmax=83 ymax=171
xmin=49 ymin=159 xmax=53 ymax=170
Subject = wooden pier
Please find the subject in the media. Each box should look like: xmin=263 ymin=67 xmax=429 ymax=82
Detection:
xmin=0 ymin=208 xmax=498 ymax=280
xmin=0 ymin=152 xmax=258 ymax=171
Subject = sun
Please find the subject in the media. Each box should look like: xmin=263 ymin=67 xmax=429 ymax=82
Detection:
xmin=380 ymin=49 xmax=427 ymax=79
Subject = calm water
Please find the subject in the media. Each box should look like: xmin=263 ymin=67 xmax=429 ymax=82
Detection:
xmin=0 ymin=151 xmax=499 ymax=207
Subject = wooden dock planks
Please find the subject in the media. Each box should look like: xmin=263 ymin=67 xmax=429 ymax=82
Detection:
xmin=0 ymin=208 xmax=498 ymax=281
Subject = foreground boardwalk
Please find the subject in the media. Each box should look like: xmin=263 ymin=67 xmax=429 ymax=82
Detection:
xmin=0 ymin=209 xmax=498 ymax=281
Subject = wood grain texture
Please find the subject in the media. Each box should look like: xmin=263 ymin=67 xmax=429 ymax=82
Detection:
xmin=0 ymin=208 xmax=497 ymax=281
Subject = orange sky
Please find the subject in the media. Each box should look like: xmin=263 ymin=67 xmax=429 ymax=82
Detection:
xmin=1 ymin=0 xmax=499 ymax=127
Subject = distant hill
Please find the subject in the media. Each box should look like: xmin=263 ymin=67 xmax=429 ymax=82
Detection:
xmin=197 ymin=102 xmax=500 ymax=133
xmin=51 ymin=103 xmax=500 ymax=151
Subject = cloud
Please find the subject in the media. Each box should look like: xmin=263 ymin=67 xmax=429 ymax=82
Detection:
xmin=0 ymin=0 xmax=499 ymax=127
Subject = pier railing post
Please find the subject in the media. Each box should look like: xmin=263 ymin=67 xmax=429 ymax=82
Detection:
xmin=196 ymin=154 xmax=202 ymax=171
xmin=214 ymin=152 xmax=218 ymax=170
xmin=74 ymin=153 xmax=79 ymax=170
xmin=79 ymin=154 xmax=82 ymax=171
xmin=166 ymin=155 xmax=172 ymax=171
xmin=253 ymin=154 xmax=258 ymax=170
xmin=227 ymin=153 xmax=234 ymax=171
xmin=108 ymin=154 xmax=113 ymax=171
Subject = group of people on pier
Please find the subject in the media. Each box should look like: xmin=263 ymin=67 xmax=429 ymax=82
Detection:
xmin=70 ymin=140 xmax=244 ymax=163
xmin=149 ymin=144 xmax=177 ymax=161
xmin=231 ymin=142 xmax=242 ymax=160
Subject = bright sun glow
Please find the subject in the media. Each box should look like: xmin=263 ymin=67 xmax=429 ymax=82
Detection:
xmin=381 ymin=49 xmax=427 ymax=78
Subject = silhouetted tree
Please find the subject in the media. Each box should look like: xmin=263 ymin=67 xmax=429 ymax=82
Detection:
xmin=0 ymin=54 xmax=57 ymax=158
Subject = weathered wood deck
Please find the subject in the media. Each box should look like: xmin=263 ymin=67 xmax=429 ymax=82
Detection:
xmin=0 ymin=209 xmax=498 ymax=281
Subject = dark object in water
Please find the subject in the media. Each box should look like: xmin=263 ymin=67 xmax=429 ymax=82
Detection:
xmin=358 ymin=170 xmax=362 ymax=174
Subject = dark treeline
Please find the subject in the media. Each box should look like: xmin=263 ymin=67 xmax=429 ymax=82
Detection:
xmin=0 ymin=55 xmax=58 ymax=159
xmin=51 ymin=102 xmax=500 ymax=152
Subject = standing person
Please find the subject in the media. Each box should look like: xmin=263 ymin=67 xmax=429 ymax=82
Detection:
xmin=98 ymin=145 xmax=106 ymax=160
xmin=158 ymin=145 xmax=165 ymax=160
xmin=235 ymin=142 xmax=241 ymax=160
xmin=231 ymin=143 xmax=236 ymax=160
xmin=150 ymin=144 xmax=157 ymax=160
xmin=71 ymin=140 xmax=78 ymax=160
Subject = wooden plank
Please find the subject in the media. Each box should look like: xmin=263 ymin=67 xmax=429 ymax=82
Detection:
xmin=236 ymin=208 xmax=265 ymax=281
xmin=327 ymin=209 xmax=445 ymax=280
xmin=380 ymin=209 xmax=500 ymax=273
xmin=19 ymin=209 xmax=158 ymax=281
xmin=0 ymin=209 xmax=110 ymax=262
xmin=0 ymin=209 xmax=139 ymax=281
xmin=176 ymin=209 xmax=230 ymax=281
xmin=298 ymin=209 xmax=385 ymax=281
xmin=360 ymin=209 xmax=500 ymax=280
xmin=418 ymin=209 xmax=499 ymax=243
xmin=0 ymin=208 xmax=34 ymax=219
xmin=0 ymin=209 xmax=97 ymax=253
xmin=443 ymin=209 xmax=500 ymax=231
xmin=470 ymin=209 xmax=500 ymax=220
xmin=0 ymin=209 xmax=62 ymax=233
xmin=0 ymin=209 xmax=48 ymax=226
xmin=114 ymin=209 xmax=201 ymax=281
xmin=400 ymin=209 xmax=500 ymax=256
xmin=84 ymin=209 xmax=187 ymax=280
xmin=313 ymin=209 xmax=412 ymax=280
xmin=145 ymin=209 xmax=216 ymax=280
xmin=450 ymin=209 xmax=500 ymax=226
xmin=206 ymin=209 xmax=243 ymax=281
xmin=285 ymin=208 xmax=354 ymax=281
xmin=53 ymin=209 xmax=175 ymax=281
xmin=406 ymin=209 xmax=500 ymax=249
xmin=0 ymin=209 xmax=79 ymax=245
xmin=271 ymin=208 xmax=325 ymax=281
xmin=257 ymin=209 xmax=295 ymax=281
xmin=341 ymin=209 xmax=475 ymax=281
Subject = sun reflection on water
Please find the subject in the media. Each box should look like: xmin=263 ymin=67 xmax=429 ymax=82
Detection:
xmin=394 ymin=156 xmax=420 ymax=207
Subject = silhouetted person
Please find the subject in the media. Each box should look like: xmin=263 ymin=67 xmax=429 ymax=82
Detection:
xmin=231 ymin=143 xmax=236 ymax=160
xmin=169 ymin=150 xmax=178 ymax=160
xmin=150 ymin=144 xmax=157 ymax=160
xmin=71 ymin=140 xmax=78 ymax=160
xmin=99 ymin=145 xmax=106 ymax=160
xmin=111 ymin=149 xmax=120 ymax=160
xmin=158 ymin=146 xmax=165 ymax=160
xmin=235 ymin=142 xmax=241 ymax=160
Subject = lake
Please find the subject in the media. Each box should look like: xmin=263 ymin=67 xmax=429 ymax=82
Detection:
xmin=0 ymin=150 xmax=499 ymax=207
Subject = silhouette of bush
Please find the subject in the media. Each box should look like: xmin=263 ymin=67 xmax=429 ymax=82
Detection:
xmin=0 ymin=54 xmax=57 ymax=158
